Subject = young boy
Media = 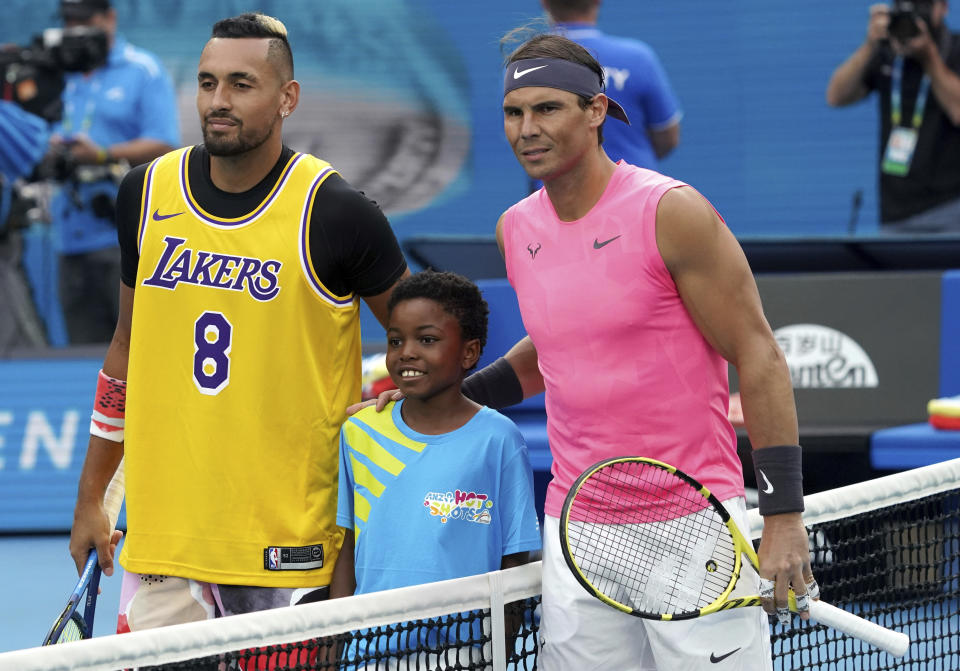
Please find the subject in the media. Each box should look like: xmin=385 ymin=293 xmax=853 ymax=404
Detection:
xmin=330 ymin=270 xmax=542 ymax=665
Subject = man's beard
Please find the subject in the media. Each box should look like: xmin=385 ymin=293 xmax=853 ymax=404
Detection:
xmin=202 ymin=119 xmax=275 ymax=157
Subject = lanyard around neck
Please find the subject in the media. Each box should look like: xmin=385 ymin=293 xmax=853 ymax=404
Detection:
xmin=62 ymin=76 xmax=102 ymax=136
xmin=891 ymin=56 xmax=931 ymax=128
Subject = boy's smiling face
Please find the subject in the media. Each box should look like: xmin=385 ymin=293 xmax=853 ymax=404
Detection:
xmin=386 ymin=298 xmax=479 ymax=402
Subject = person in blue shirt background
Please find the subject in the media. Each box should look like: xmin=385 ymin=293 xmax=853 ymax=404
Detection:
xmin=48 ymin=0 xmax=178 ymax=343
xmin=0 ymin=100 xmax=51 ymax=351
xmin=541 ymin=0 xmax=682 ymax=171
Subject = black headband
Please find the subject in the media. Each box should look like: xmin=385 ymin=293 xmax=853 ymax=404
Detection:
xmin=503 ymin=57 xmax=630 ymax=125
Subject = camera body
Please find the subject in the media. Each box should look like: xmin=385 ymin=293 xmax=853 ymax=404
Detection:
xmin=0 ymin=26 xmax=108 ymax=123
xmin=1 ymin=26 xmax=115 ymax=236
xmin=888 ymin=0 xmax=935 ymax=43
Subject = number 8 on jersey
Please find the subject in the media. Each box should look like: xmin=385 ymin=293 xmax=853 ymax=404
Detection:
xmin=194 ymin=311 xmax=233 ymax=395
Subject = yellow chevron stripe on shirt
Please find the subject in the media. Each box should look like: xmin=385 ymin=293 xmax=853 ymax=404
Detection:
xmin=350 ymin=454 xmax=386 ymax=497
xmin=344 ymin=405 xmax=429 ymax=542
xmin=354 ymin=490 xmax=371 ymax=523
xmin=354 ymin=405 xmax=427 ymax=453
xmin=343 ymin=422 xmax=410 ymax=476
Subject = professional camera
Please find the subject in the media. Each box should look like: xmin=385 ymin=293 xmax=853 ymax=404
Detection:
xmin=0 ymin=26 xmax=108 ymax=122
xmin=888 ymin=0 xmax=934 ymax=43
xmin=2 ymin=26 xmax=115 ymax=238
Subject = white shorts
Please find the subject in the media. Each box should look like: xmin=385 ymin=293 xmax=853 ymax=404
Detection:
xmin=539 ymin=498 xmax=772 ymax=671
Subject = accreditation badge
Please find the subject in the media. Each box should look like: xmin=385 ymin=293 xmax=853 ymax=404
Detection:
xmin=881 ymin=127 xmax=919 ymax=176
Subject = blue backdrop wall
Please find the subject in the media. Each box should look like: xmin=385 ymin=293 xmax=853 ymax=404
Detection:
xmin=0 ymin=0 xmax=892 ymax=534
xmin=2 ymin=0 xmax=883 ymax=239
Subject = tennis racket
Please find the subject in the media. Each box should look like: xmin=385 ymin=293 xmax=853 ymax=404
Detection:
xmin=559 ymin=456 xmax=910 ymax=658
xmin=42 ymin=457 xmax=126 ymax=645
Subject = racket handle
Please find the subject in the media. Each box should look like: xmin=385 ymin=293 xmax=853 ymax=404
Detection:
xmin=102 ymin=457 xmax=125 ymax=530
xmin=809 ymin=599 xmax=910 ymax=657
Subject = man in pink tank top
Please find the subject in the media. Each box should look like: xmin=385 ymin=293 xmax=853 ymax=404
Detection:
xmin=456 ymin=32 xmax=816 ymax=670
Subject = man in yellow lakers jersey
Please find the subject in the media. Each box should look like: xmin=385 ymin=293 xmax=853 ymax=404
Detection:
xmin=67 ymin=12 xmax=409 ymax=630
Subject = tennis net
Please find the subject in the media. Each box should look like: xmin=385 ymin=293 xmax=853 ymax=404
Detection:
xmin=1 ymin=458 xmax=957 ymax=671
xmin=747 ymin=457 xmax=960 ymax=670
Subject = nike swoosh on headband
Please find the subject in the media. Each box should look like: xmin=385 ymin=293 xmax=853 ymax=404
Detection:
xmin=504 ymin=58 xmax=631 ymax=125
xmin=513 ymin=65 xmax=548 ymax=79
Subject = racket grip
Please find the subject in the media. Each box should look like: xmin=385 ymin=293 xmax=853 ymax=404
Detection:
xmin=809 ymin=599 xmax=910 ymax=657
xmin=102 ymin=457 xmax=125 ymax=530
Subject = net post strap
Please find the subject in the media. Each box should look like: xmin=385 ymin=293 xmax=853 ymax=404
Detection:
xmin=488 ymin=569 xmax=506 ymax=671
xmin=0 ymin=562 xmax=543 ymax=671
xmin=748 ymin=457 xmax=960 ymax=539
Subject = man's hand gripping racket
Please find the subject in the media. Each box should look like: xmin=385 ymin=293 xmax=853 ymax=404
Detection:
xmin=559 ymin=457 xmax=910 ymax=657
xmin=43 ymin=458 xmax=125 ymax=645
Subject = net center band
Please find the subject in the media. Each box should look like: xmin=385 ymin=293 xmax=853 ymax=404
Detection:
xmin=503 ymin=58 xmax=631 ymax=125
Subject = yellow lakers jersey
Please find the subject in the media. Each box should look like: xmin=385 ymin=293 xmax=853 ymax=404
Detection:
xmin=120 ymin=147 xmax=357 ymax=587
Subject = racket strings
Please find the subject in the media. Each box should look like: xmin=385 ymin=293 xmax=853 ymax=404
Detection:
xmin=566 ymin=461 xmax=738 ymax=616
xmin=56 ymin=613 xmax=87 ymax=643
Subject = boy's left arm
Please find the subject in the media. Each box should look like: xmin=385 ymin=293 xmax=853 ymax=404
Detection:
xmin=500 ymin=551 xmax=531 ymax=658
xmin=329 ymin=530 xmax=356 ymax=598
xmin=501 ymin=551 xmax=529 ymax=570
xmin=331 ymin=427 xmax=357 ymax=599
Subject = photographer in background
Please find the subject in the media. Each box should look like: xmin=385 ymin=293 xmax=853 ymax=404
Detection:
xmin=827 ymin=1 xmax=960 ymax=234
xmin=49 ymin=0 xmax=178 ymax=343
xmin=542 ymin=0 xmax=682 ymax=170
xmin=0 ymin=100 xmax=50 ymax=352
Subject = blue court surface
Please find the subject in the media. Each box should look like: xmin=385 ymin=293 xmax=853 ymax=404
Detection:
xmin=0 ymin=535 xmax=123 ymax=653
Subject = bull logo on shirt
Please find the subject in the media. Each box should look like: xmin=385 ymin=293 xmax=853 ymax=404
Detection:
xmin=142 ymin=235 xmax=282 ymax=301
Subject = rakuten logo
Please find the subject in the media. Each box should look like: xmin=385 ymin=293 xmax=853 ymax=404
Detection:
xmin=774 ymin=324 xmax=879 ymax=389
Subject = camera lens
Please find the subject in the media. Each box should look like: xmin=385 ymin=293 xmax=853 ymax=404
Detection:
xmin=889 ymin=10 xmax=920 ymax=42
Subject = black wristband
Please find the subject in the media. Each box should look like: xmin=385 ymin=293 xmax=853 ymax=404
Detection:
xmin=461 ymin=357 xmax=524 ymax=409
xmin=752 ymin=444 xmax=804 ymax=516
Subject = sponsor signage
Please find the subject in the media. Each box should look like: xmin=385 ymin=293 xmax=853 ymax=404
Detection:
xmin=744 ymin=272 xmax=942 ymax=428
xmin=775 ymin=324 xmax=879 ymax=389
xmin=0 ymin=358 xmax=123 ymax=532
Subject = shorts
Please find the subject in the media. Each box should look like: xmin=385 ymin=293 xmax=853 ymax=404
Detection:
xmin=539 ymin=498 xmax=772 ymax=671
xmin=117 ymin=570 xmax=329 ymax=633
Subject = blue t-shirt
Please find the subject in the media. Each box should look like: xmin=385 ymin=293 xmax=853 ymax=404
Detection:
xmin=52 ymin=36 xmax=179 ymax=254
xmin=337 ymin=401 xmax=542 ymax=594
xmin=337 ymin=401 xmax=541 ymax=664
xmin=554 ymin=22 xmax=682 ymax=171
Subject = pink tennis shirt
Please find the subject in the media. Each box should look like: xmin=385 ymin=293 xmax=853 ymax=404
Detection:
xmin=502 ymin=161 xmax=743 ymax=518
